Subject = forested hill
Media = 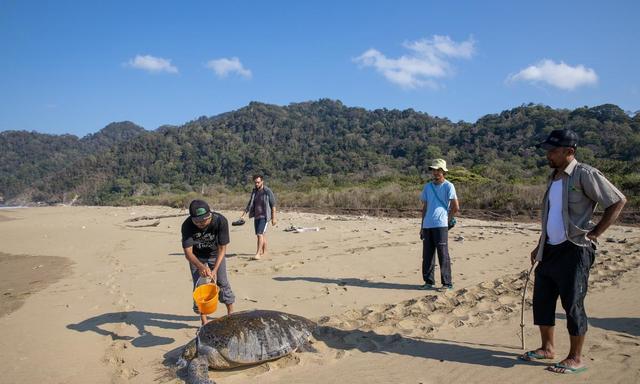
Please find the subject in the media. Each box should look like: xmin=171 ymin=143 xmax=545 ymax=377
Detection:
xmin=1 ymin=99 xmax=639 ymax=206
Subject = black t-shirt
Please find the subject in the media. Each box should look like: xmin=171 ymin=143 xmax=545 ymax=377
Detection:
xmin=181 ymin=213 xmax=230 ymax=259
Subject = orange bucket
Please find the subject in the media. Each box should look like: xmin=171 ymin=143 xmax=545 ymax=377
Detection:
xmin=193 ymin=283 xmax=219 ymax=315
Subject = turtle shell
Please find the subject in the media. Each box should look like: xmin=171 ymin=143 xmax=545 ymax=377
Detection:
xmin=196 ymin=310 xmax=315 ymax=367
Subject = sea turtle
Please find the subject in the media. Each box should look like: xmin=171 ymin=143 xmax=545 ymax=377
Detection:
xmin=178 ymin=309 xmax=316 ymax=384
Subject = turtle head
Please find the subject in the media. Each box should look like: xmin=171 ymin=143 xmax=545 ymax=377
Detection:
xmin=177 ymin=338 xmax=198 ymax=368
xmin=187 ymin=355 xmax=216 ymax=384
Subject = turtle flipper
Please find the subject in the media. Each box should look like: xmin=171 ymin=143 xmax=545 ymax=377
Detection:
xmin=187 ymin=355 xmax=215 ymax=384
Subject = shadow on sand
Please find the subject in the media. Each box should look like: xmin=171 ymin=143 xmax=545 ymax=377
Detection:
xmin=556 ymin=313 xmax=640 ymax=337
xmin=273 ymin=276 xmax=418 ymax=290
xmin=67 ymin=311 xmax=198 ymax=348
xmin=588 ymin=316 xmax=640 ymax=336
xmin=315 ymin=326 xmax=524 ymax=368
xmin=165 ymin=324 xmax=527 ymax=383
xmin=168 ymin=324 xmax=524 ymax=370
xmin=68 ymin=308 xmax=533 ymax=381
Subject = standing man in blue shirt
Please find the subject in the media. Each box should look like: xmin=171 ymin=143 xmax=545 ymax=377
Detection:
xmin=419 ymin=159 xmax=459 ymax=291
xmin=240 ymin=174 xmax=277 ymax=260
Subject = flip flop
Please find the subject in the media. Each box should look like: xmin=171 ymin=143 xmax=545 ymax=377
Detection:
xmin=547 ymin=363 xmax=587 ymax=374
xmin=518 ymin=350 xmax=552 ymax=361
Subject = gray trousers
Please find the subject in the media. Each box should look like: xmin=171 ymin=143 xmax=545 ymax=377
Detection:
xmin=421 ymin=227 xmax=452 ymax=286
xmin=190 ymin=256 xmax=235 ymax=311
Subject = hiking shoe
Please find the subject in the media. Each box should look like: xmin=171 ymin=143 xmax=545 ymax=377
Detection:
xmin=418 ymin=283 xmax=434 ymax=290
xmin=439 ymin=284 xmax=454 ymax=292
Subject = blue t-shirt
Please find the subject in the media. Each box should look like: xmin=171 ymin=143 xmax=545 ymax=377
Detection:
xmin=421 ymin=180 xmax=457 ymax=229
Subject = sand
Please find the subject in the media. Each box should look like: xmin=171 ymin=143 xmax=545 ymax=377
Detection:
xmin=0 ymin=206 xmax=638 ymax=383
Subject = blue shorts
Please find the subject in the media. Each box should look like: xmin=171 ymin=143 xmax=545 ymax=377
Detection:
xmin=254 ymin=217 xmax=268 ymax=235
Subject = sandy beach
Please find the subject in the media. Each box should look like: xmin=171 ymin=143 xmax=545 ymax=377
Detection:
xmin=0 ymin=205 xmax=638 ymax=384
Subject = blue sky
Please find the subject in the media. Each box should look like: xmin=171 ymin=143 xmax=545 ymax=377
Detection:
xmin=1 ymin=0 xmax=638 ymax=136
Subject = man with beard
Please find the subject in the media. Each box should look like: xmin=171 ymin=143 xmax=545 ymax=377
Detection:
xmin=520 ymin=129 xmax=626 ymax=374
xmin=240 ymin=174 xmax=277 ymax=260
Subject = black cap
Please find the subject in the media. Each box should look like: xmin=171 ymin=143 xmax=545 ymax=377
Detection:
xmin=536 ymin=129 xmax=578 ymax=150
xmin=189 ymin=200 xmax=211 ymax=219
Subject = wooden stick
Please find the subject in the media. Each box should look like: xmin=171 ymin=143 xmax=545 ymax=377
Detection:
xmin=520 ymin=262 xmax=537 ymax=350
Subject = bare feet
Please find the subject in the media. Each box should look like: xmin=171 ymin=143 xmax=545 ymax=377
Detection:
xmin=251 ymin=254 xmax=262 ymax=260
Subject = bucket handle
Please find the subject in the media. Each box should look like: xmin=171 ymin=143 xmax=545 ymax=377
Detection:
xmin=195 ymin=276 xmax=213 ymax=288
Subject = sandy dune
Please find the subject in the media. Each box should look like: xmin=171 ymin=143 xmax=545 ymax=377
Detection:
xmin=0 ymin=206 xmax=638 ymax=383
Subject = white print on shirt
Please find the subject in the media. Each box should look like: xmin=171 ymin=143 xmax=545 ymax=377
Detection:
xmin=193 ymin=232 xmax=218 ymax=249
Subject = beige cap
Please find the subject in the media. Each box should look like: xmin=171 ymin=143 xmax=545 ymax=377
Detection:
xmin=428 ymin=158 xmax=448 ymax=172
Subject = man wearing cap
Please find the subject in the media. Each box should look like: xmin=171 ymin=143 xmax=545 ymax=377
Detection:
xmin=239 ymin=174 xmax=277 ymax=260
xmin=520 ymin=129 xmax=626 ymax=374
xmin=419 ymin=159 xmax=459 ymax=291
xmin=181 ymin=199 xmax=235 ymax=325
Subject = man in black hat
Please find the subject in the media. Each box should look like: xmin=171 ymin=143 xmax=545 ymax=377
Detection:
xmin=181 ymin=199 xmax=235 ymax=324
xmin=519 ymin=129 xmax=626 ymax=374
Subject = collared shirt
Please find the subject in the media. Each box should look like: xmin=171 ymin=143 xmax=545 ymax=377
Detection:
xmin=535 ymin=159 xmax=625 ymax=261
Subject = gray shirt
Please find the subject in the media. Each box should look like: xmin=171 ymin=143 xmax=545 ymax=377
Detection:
xmin=245 ymin=186 xmax=276 ymax=222
xmin=535 ymin=159 xmax=625 ymax=261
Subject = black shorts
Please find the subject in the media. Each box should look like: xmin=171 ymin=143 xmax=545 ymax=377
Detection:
xmin=532 ymin=240 xmax=595 ymax=336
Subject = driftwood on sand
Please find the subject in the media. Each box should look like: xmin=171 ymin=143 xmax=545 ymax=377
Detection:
xmin=125 ymin=220 xmax=161 ymax=228
xmin=124 ymin=213 xmax=185 ymax=222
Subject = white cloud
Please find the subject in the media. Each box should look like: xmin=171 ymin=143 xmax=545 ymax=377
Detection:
xmin=354 ymin=35 xmax=476 ymax=89
xmin=206 ymin=57 xmax=252 ymax=79
xmin=508 ymin=59 xmax=598 ymax=90
xmin=126 ymin=54 xmax=178 ymax=74
xmin=406 ymin=35 xmax=475 ymax=59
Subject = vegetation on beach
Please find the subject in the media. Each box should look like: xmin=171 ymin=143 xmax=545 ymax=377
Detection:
xmin=1 ymin=100 xmax=638 ymax=219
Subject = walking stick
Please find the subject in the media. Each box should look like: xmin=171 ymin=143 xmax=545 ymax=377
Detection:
xmin=520 ymin=262 xmax=537 ymax=350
